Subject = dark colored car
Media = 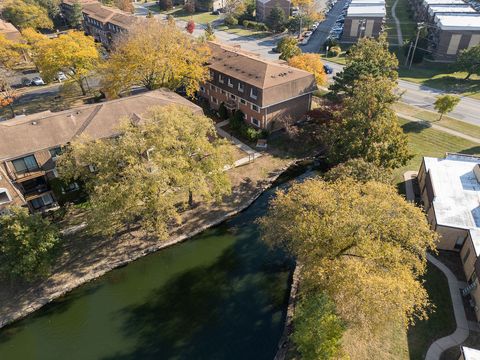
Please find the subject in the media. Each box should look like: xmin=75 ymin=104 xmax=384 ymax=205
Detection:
xmin=323 ymin=64 xmax=334 ymax=74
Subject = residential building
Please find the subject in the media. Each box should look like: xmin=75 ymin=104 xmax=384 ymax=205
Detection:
xmin=460 ymin=346 xmax=480 ymax=360
xmin=429 ymin=13 xmax=480 ymax=60
xmin=60 ymin=0 xmax=98 ymax=22
xmin=0 ymin=90 xmax=202 ymax=213
xmin=342 ymin=3 xmax=386 ymax=42
xmin=426 ymin=4 xmax=476 ymax=23
xmin=256 ymin=0 xmax=291 ymax=22
xmin=199 ymin=42 xmax=317 ymax=130
xmin=0 ymin=19 xmax=21 ymax=42
xmin=411 ymin=0 xmax=466 ymax=21
xmin=418 ymin=153 xmax=480 ymax=321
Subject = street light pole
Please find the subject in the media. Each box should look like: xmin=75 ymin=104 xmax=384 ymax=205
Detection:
xmin=409 ymin=22 xmax=425 ymax=69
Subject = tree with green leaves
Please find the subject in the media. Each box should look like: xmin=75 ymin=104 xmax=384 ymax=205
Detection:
xmin=434 ymin=94 xmax=460 ymax=121
xmin=57 ymin=105 xmax=234 ymax=239
xmin=100 ymin=20 xmax=210 ymax=98
xmin=204 ymin=22 xmax=215 ymax=40
xmin=67 ymin=0 xmax=84 ymax=28
xmin=259 ymin=178 xmax=438 ymax=357
xmin=0 ymin=207 xmax=60 ymax=281
xmin=34 ymin=0 xmax=61 ymax=21
xmin=286 ymin=15 xmax=313 ymax=35
xmin=266 ymin=4 xmax=286 ymax=33
xmin=322 ymin=75 xmax=411 ymax=169
xmin=323 ymin=158 xmax=391 ymax=183
xmin=2 ymin=0 xmax=54 ymax=30
xmin=276 ymin=36 xmax=301 ymax=61
xmin=456 ymin=45 xmax=480 ymax=80
xmin=293 ymin=292 xmax=345 ymax=360
xmin=330 ymin=34 xmax=398 ymax=96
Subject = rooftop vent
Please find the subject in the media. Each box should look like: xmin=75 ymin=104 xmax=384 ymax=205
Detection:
xmin=474 ymin=164 xmax=480 ymax=183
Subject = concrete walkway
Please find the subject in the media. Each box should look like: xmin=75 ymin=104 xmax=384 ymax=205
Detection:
xmin=215 ymin=120 xmax=263 ymax=168
xmin=425 ymin=254 xmax=469 ymax=360
xmin=391 ymin=0 xmax=404 ymax=45
xmin=397 ymin=112 xmax=480 ymax=144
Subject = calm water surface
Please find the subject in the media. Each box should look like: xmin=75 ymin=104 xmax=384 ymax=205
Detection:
xmin=0 ymin=174 xmax=301 ymax=360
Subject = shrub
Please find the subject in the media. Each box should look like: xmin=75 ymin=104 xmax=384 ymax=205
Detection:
xmin=324 ymin=37 xmax=338 ymax=50
xmin=218 ymin=102 xmax=229 ymax=119
xmin=224 ymin=14 xmax=238 ymax=26
xmin=158 ymin=0 xmax=173 ymax=11
xmin=328 ymin=45 xmax=341 ymax=57
xmin=245 ymin=127 xmax=262 ymax=141
xmin=184 ymin=1 xmax=195 ymax=13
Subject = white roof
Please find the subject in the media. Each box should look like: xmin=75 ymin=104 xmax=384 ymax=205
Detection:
xmin=435 ymin=13 xmax=480 ymax=30
xmin=349 ymin=0 xmax=385 ymax=5
xmin=428 ymin=4 xmax=476 ymax=15
xmin=423 ymin=0 xmax=466 ymax=6
xmin=463 ymin=346 xmax=480 ymax=360
xmin=423 ymin=154 xmax=480 ymax=253
xmin=346 ymin=5 xmax=386 ymax=16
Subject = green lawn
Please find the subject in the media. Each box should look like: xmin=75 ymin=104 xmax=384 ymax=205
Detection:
xmin=393 ymin=118 xmax=480 ymax=184
xmin=407 ymin=262 xmax=457 ymax=360
xmin=394 ymin=102 xmax=480 ymax=139
xmin=216 ymin=25 xmax=271 ymax=38
xmin=385 ymin=0 xmax=416 ymax=44
xmin=162 ymin=9 xmax=220 ymax=24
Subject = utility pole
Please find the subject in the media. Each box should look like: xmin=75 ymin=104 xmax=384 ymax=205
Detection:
xmin=404 ymin=42 xmax=413 ymax=67
xmin=409 ymin=22 xmax=425 ymax=69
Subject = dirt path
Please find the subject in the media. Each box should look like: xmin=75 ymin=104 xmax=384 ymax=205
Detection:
xmin=0 ymin=155 xmax=294 ymax=329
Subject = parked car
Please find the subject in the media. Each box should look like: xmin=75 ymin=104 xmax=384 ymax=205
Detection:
xmin=211 ymin=10 xmax=220 ymax=15
xmin=21 ymin=77 xmax=32 ymax=86
xmin=57 ymin=72 xmax=67 ymax=82
xmin=323 ymin=64 xmax=334 ymax=74
xmin=31 ymin=76 xmax=45 ymax=86
xmin=303 ymin=31 xmax=313 ymax=37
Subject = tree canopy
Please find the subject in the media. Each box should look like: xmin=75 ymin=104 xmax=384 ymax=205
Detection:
xmin=100 ymin=20 xmax=210 ymax=98
xmin=434 ymin=94 xmax=461 ymax=120
xmin=66 ymin=0 xmax=84 ymax=28
xmin=259 ymin=178 xmax=438 ymax=357
xmin=266 ymin=5 xmax=287 ymax=33
xmin=323 ymin=158 xmax=391 ymax=183
xmin=27 ymin=30 xmax=100 ymax=95
xmin=0 ymin=34 xmax=26 ymax=69
xmin=2 ymin=0 xmax=54 ymax=30
xmin=288 ymin=53 xmax=327 ymax=86
xmin=277 ymin=36 xmax=301 ymax=61
xmin=0 ymin=207 xmax=60 ymax=281
xmin=321 ymin=75 xmax=411 ymax=169
xmin=456 ymin=45 xmax=480 ymax=80
xmin=57 ymin=105 xmax=234 ymax=239
xmin=330 ymin=34 xmax=398 ymax=95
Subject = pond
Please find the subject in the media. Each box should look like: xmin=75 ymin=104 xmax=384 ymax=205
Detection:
xmin=0 ymin=168 xmax=312 ymax=360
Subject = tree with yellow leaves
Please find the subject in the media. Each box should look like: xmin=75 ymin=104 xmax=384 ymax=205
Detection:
xmin=100 ymin=19 xmax=210 ymax=98
xmin=288 ymin=53 xmax=327 ymax=86
xmin=26 ymin=30 xmax=100 ymax=95
xmin=0 ymin=34 xmax=27 ymax=69
xmin=259 ymin=178 xmax=438 ymax=359
xmin=2 ymin=0 xmax=54 ymax=30
xmin=0 ymin=71 xmax=18 ymax=118
xmin=57 ymin=105 xmax=234 ymax=239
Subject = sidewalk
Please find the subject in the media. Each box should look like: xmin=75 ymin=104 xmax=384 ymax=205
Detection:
xmin=425 ymin=254 xmax=469 ymax=360
xmin=397 ymin=112 xmax=480 ymax=144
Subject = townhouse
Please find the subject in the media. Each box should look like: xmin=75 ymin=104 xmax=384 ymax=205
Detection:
xmin=418 ymin=153 xmax=480 ymax=321
xmin=60 ymin=0 xmax=139 ymax=49
xmin=0 ymin=90 xmax=202 ymax=214
xmin=199 ymin=42 xmax=317 ymax=131
xmin=410 ymin=0 xmax=466 ymax=21
xmin=342 ymin=0 xmax=386 ymax=42
xmin=256 ymin=0 xmax=291 ymax=22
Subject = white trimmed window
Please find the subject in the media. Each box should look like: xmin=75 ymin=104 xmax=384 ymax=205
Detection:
xmin=200 ymin=86 xmax=206 ymax=92
xmin=251 ymin=104 xmax=259 ymax=112
xmin=238 ymin=83 xmax=244 ymax=92
xmin=0 ymin=188 xmax=12 ymax=205
xmin=230 ymin=94 xmax=236 ymax=100
xmin=250 ymin=88 xmax=258 ymax=99
xmin=228 ymin=78 xmax=233 ymax=88
xmin=219 ymin=74 xmax=224 ymax=84
xmin=251 ymin=118 xmax=260 ymax=127
xmin=240 ymin=99 xmax=246 ymax=105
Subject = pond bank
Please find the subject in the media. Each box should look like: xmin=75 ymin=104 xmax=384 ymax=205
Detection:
xmin=0 ymin=155 xmax=300 ymax=330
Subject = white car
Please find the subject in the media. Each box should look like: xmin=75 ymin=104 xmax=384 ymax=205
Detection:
xmin=31 ymin=76 xmax=45 ymax=86
xmin=303 ymin=31 xmax=313 ymax=37
xmin=57 ymin=72 xmax=67 ymax=82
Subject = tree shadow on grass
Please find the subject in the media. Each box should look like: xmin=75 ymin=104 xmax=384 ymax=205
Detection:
xmin=423 ymin=76 xmax=480 ymax=95
xmin=102 ymin=230 xmax=293 ymax=360
xmin=401 ymin=121 xmax=431 ymax=134
xmin=459 ymin=146 xmax=480 ymax=155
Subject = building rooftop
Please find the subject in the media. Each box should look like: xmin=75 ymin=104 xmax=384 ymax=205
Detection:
xmin=423 ymin=0 xmax=467 ymax=6
xmin=207 ymin=41 xmax=315 ymax=89
xmin=349 ymin=0 xmax=385 ymax=5
xmin=0 ymin=19 xmax=21 ymax=41
xmin=81 ymin=2 xmax=138 ymax=28
xmin=423 ymin=154 xmax=480 ymax=251
xmin=463 ymin=346 xmax=480 ymax=360
xmin=435 ymin=13 xmax=480 ymax=30
xmin=346 ymin=5 xmax=386 ymax=16
xmin=428 ymin=4 xmax=476 ymax=16
xmin=0 ymin=90 xmax=202 ymax=161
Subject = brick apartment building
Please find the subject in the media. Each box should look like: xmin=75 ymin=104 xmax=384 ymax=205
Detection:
xmin=0 ymin=90 xmax=202 ymax=214
xmin=342 ymin=0 xmax=386 ymax=42
xmin=256 ymin=0 xmax=291 ymax=22
xmin=410 ymin=0 xmax=466 ymax=21
xmin=199 ymin=42 xmax=317 ymax=131
xmin=418 ymin=153 xmax=480 ymax=321
xmin=60 ymin=0 xmax=139 ymax=49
